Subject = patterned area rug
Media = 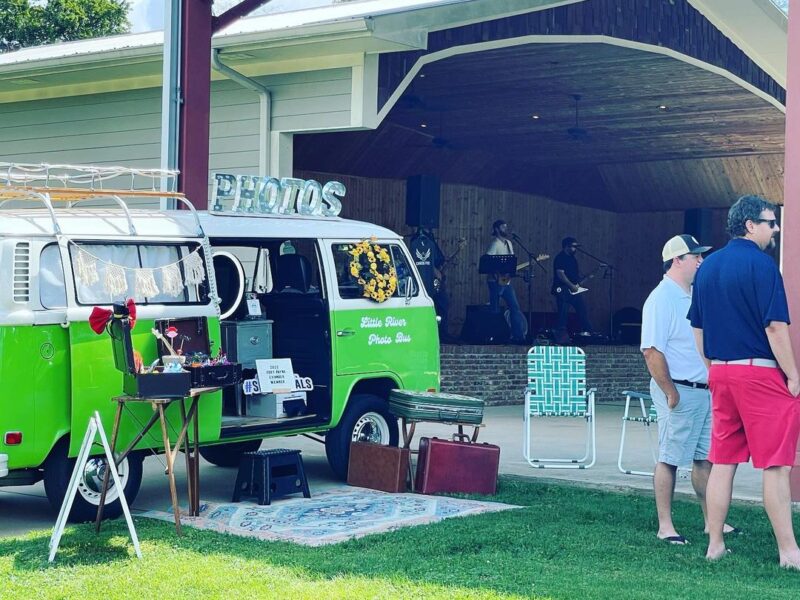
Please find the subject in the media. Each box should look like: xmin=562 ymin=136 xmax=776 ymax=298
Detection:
xmin=141 ymin=486 xmax=519 ymax=546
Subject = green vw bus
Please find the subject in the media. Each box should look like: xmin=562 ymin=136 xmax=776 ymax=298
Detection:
xmin=0 ymin=165 xmax=439 ymax=521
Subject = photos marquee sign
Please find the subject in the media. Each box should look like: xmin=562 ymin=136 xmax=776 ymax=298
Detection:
xmin=212 ymin=173 xmax=345 ymax=217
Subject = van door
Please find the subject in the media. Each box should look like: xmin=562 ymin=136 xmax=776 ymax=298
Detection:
xmin=325 ymin=239 xmax=439 ymax=387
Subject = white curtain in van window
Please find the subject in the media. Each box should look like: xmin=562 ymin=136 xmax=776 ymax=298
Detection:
xmin=72 ymin=245 xmax=137 ymax=303
xmin=141 ymin=246 xmax=182 ymax=302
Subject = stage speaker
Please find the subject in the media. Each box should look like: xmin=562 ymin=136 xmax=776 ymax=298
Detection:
xmin=460 ymin=304 xmax=510 ymax=344
xmin=613 ymin=307 xmax=642 ymax=345
xmin=684 ymin=208 xmax=712 ymax=247
xmin=406 ymin=174 xmax=440 ymax=229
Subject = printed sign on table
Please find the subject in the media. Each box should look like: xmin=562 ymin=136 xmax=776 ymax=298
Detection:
xmin=255 ymin=358 xmax=294 ymax=393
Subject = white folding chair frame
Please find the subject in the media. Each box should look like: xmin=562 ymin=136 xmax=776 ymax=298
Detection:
xmin=523 ymin=387 xmax=597 ymax=469
xmin=617 ymin=390 xmax=657 ymax=476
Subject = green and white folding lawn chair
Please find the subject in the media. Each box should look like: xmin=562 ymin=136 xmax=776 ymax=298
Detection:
xmin=617 ymin=390 xmax=658 ymax=476
xmin=523 ymin=346 xmax=596 ymax=469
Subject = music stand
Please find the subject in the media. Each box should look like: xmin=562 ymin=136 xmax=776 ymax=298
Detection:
xmin=479 ymin=254 xmax=517 ymax=275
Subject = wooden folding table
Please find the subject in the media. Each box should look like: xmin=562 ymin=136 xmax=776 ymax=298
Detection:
xmin=95 ymin=387 xmax=218 ymax=535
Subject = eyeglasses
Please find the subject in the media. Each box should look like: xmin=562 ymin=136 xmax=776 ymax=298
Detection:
xmin=753 ymin=218 xmax=778 ymax=229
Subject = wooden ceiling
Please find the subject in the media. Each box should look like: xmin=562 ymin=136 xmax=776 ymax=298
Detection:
xmin=294 ymin=42 xmax=786 ymax=212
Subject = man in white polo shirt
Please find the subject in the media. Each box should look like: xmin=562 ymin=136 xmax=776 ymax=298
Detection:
xmin=641 ymin=234 xmax=735 ymax=545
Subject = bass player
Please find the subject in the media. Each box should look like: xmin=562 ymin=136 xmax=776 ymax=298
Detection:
xmin=552 ymin=236 xmax=594 ymax=338
xmin=409 ymin=226 xmax=451 ymax=340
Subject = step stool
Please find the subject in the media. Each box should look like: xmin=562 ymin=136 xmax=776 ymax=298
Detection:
xmin=231 ymin=449 xmax=311 ymax=505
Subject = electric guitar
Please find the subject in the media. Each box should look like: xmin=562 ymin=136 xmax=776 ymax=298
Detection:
xmin=552 ymin=264 xmax=607 ymax=297
xmin=432 ymin=238 xmax=467 ymax=293
xmin=497 ymin=253 xmax=550 ymax=285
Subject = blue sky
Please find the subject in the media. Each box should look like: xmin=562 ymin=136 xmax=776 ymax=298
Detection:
xmin=128 ymin=0 xmax=163 ymax=33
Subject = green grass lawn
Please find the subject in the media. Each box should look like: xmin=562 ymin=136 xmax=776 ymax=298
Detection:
xmin=3 ymin=477 xmax=800 ymax=599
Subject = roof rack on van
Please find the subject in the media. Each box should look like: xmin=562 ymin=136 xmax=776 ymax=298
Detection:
xmin=0 ymin=162 xmax=203 ymax=236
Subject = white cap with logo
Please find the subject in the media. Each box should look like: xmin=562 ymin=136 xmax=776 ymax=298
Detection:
xmin=662 ymin=234 xmax=712 ymax=262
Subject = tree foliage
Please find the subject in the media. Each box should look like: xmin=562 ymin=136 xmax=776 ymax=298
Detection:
xmin=0 ymin=0 xmax=130 ymax=50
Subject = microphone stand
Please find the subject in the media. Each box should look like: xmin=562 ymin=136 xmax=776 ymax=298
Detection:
xmin=575 ymin=247 xmax=615 ymax=340
xmin=511 ymin=233 xmax=547 ymax=343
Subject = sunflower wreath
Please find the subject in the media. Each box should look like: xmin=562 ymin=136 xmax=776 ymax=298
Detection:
xmin=348 ymin=238 xmax=398 ymax=302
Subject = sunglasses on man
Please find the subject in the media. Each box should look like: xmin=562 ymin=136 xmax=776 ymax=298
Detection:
xmin=753 ymin=218 xmax=778 ymax=229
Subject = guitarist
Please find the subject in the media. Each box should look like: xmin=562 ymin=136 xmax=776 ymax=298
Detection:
xmin=485 ymin=220 xmax=526 ymax=343
xmin=409 ymin=226 xmax=451 ymax=340
xmin=552 ymin=236 xmax=593 ymax=338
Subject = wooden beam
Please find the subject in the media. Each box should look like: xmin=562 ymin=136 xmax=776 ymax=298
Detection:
xmin=178 ymin=0 xmax=213 ymax=209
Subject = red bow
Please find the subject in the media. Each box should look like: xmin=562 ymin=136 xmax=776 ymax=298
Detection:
xmin=89 ymin=298 xmax=136 ymax=334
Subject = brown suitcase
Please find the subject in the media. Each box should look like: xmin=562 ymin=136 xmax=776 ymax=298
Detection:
xmin=415 ymin=437 xmax=500 ymax=495
xmin=347 ymin=442 xmax=410 ymax=493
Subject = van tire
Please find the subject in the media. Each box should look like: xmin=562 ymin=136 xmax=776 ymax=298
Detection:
xmin=199 ymin=440 xmax=262 ymax=467
xmin=325 ymin=393 xmax=399 ymax=480
xmin=43 ymin=438 xmax=144 ymax=523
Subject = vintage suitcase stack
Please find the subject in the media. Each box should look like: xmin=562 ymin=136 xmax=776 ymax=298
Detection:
xmin=347 ymin=441 xmax=410 ymax=493
xmin=415 ymin=437 xmax=500 ymax=495
xmin=388 ymin=390 xmax=484 ymax=425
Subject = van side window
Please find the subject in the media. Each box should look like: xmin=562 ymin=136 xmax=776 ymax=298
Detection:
xmin=331 ymin=243 xmax=419 ymax=299
xmin=69 ymin=243 xmax=208 ymax=305
xmin=40 ymin=244 xmax=67 ymax=309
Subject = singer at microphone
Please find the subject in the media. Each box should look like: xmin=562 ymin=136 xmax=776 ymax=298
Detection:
xmin=552 ymin=236 xmax=594 ymax=338
xmin=483 ymin=219 xmax=526 ymax=343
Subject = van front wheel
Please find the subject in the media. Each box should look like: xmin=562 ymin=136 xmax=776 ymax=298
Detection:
xmin=43 ymin=438 xmax=144 ymax=523
xmin=325 ymin=394 xmax=399 ymax=480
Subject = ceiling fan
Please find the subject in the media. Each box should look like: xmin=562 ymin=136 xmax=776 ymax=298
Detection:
xmin=566 ymin=94 xmax=590 ymax=141
xmin=387 ymin=102 xmax=457 ymax=151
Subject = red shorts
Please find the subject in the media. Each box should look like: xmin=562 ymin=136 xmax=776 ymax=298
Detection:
xmin=708 ymin=364 xmax=800 ymax=468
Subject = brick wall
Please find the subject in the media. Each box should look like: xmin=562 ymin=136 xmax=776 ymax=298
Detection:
xmin=440 ymin=344 xmax=650 ymax=405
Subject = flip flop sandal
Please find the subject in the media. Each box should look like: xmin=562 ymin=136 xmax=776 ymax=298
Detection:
xmin=724 ymin=527 xmax=743 ymax=535
xmin=660 ymin=535 xmax=690 ymax=545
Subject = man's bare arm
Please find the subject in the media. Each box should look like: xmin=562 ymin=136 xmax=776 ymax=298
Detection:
xmin=765 ymin=321 xmax=800 ymax=397
xmin=643 ymin=347 xmax=680 ymax=408
xmin=692 ymin=327 xmax=710 ymax=370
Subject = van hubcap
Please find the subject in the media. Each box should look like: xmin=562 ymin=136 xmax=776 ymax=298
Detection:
xmin=77 ymin=457 xmax=129 ymax=506
xmin=351 ymin=412 xmax=390 ymax=444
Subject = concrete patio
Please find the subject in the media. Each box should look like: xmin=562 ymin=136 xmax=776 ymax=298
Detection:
xmin=0 ymin=402 xmax=765 ymax=538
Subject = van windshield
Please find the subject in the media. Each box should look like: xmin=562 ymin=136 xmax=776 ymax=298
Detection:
xmin=69 ymin=242 xmax=209 ymax=305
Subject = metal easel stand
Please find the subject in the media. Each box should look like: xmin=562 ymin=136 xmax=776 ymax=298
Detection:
xmin=48 ymin=411 xmax=141 ymax=563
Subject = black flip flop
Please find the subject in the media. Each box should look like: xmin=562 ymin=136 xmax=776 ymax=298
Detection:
xmin=660 ymin=535 xmax=689 ymax=545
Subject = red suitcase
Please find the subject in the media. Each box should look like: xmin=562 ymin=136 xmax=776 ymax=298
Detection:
xmin=415 ymin=437 xmax=500 ymax=495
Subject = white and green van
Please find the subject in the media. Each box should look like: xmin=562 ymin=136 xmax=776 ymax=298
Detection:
xmin=0 ymin=165 xmax=439 ymax=521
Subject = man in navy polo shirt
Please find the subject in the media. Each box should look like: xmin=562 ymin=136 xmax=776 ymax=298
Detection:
xmin=689 ymin=195 xmax=800 ymax=569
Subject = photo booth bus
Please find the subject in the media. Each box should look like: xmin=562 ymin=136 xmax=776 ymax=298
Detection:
xmin=0 ymin=165 xmax=440 ymax=522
